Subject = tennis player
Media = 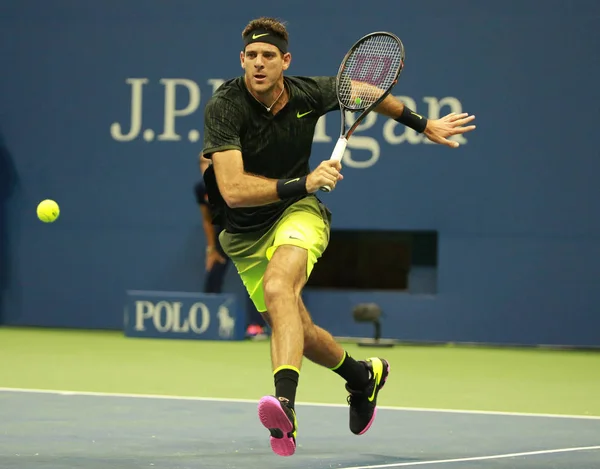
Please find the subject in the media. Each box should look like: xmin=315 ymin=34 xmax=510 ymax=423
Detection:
xmin=201 ymin=17 xmax=476 ymax=457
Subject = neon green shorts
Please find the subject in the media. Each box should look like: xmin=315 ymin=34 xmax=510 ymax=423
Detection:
xmin=218 ymin=196 xmax=331 ymax=313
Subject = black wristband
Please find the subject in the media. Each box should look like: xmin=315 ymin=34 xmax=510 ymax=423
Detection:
xmin=395 ymin=106 xmax=428 ymax=133
xmin=276 ymin=176 xmax=308 ymax=200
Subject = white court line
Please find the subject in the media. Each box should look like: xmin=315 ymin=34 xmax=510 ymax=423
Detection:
xmin=337 ymin=445 xmax=600 ymax=469
xmin=1 ymin=387 xmax=600 ymax=421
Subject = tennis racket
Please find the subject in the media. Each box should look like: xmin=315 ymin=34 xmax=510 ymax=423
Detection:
xmin=320 ymin=31 xmax=405 ymax=192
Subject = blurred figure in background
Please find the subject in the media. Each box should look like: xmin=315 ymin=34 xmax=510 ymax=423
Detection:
xmin=195 ymin=154 xmax=268 ymax=338
xmin=0 ymin=130 xmax=17 ymax=324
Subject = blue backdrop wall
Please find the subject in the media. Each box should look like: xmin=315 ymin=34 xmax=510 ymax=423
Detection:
xmin=1 ymin=0 xmax=599 ymax=347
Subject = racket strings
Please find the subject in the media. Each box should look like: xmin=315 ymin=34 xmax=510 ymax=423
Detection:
xmin=338 ymin=34 xmax=404 ymax=110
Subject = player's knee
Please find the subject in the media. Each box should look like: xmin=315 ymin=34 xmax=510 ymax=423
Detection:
xmin=262 ymin=275 xmax=296 ymax=309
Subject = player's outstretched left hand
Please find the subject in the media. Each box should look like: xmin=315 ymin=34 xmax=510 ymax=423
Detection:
xmin=424 ymin=112 xmax=476 ymax=148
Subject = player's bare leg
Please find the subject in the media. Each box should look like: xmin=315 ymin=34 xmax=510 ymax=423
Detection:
xmin=298 ymin=298 xmax=363 ymax=368
xmin=298 ymin=293 xmax=391 ymax=437
xmin=259 ymin=268 xmax=385 ymax=392
xmin=257 ymin=244 xmax=306 ymax=457
xmin=263 ymin=245 xmax=306 ymax=373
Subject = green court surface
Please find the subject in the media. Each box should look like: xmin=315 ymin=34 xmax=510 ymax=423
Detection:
xmin=1 ymin=326 xmax=599 ymax=417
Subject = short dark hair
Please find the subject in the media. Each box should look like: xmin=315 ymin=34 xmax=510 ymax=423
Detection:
xmin=242 ymin=17 xmax=289 ymax=43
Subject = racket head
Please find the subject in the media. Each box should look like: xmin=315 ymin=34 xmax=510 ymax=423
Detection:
xmin=335 ymin=32 xmax=405 ymax=113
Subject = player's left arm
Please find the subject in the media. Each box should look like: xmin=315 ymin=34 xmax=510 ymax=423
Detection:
xmin=350 ymin=80 xmax=477 ymax=148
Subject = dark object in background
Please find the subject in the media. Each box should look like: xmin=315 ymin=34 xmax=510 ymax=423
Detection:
xmin=353 ymin=303 xmax=395 ymax=348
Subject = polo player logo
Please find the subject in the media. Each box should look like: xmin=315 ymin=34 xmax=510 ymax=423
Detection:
xmin=217 ymin=301 xmax=236 ymax=338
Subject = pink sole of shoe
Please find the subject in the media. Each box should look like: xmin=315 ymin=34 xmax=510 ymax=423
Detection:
xmin=258 ymin=396 xmax=296 ymax=457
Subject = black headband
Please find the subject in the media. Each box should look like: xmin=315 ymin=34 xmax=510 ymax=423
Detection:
xmin=243 ymin=29 xmax=288 ymax=54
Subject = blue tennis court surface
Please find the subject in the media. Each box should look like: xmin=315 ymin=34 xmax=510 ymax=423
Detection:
xmin=1 ymin=389 xmax=599 ymax=469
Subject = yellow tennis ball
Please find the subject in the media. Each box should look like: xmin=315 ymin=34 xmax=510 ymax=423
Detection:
xmin=37 ymin=199 xmax=60 ymax=223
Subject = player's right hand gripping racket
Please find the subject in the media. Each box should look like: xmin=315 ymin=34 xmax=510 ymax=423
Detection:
xmin=320 ymin=32 xmax=405 ymax=192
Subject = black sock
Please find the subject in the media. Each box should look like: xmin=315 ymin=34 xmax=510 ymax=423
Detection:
xmin=274 ymin=367 xmax=299 ymax=409
xmin=331 ymin=351 xmax=370 ymax=390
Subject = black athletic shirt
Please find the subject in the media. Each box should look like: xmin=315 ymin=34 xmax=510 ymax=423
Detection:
xmin=202 ymin=75 xmax=339 ymax=234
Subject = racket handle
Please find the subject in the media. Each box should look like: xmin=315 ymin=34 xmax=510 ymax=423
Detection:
xmin=320 ymin=137 xmax=347 ymax=192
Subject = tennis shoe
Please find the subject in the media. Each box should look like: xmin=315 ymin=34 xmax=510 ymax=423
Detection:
xmin=258 ymin=395 xmax=298 ymax=456
xmin=346 ymin=357 xmax=390 ymax=435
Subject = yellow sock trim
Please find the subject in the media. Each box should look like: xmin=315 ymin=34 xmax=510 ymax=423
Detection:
xmin=273 ymin=365 xmax=300 ymax=375
xmin=330 ymin=351 xmax=348 ymax=371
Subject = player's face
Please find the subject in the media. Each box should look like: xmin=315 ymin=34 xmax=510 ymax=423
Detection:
xmin=241 ymin=43 xmax=291 ymax=94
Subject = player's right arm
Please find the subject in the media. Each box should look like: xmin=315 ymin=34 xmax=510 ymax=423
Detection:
xmin=212 ymin=149 xmax=278 ymax=208
xmin=202 ymin=96 xmax=341 ymax=208
xmin=212 ymin=150 xmax=342 ymax=208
